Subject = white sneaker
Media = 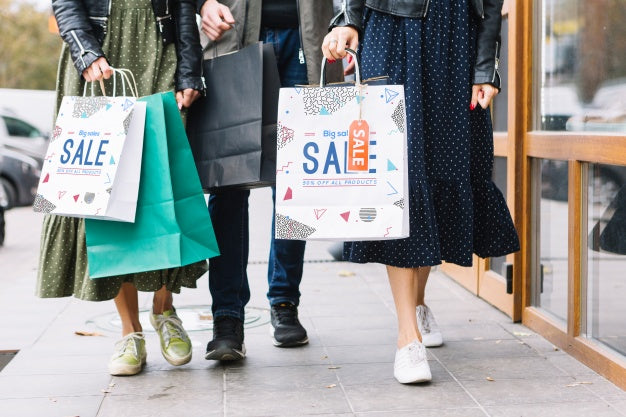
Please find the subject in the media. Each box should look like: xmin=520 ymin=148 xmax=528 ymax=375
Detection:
xmin=393 ymin=339 xmax=432 ymax=384
xmin=417 ymin=304 xmax=443 ymax=347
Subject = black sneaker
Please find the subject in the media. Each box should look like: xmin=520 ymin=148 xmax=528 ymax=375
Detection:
xmin=205 ymin=316 xmax=246 ymax=361
xmin=270 ymin=303 xmax=309 ymax=347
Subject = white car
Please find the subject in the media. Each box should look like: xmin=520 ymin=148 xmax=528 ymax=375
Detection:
xmin=0 ymin=110 xmax=48 ymax=163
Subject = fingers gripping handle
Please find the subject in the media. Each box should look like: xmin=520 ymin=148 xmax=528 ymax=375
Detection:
xmin=319 ymin=48 xmax=360 ymax=87
xmin=82 ymin=68 xmax=139 ymax=97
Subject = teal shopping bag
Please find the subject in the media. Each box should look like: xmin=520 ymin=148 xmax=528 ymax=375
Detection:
xmin=85 ymin=92 xmax=219 ymax=278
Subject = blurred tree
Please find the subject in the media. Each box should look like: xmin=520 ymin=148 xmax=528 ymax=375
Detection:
xmin=0 ymin=0 xmax=62 ymax=90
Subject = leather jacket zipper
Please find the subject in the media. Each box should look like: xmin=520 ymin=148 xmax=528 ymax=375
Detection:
xmin=341 ymin=0 xmax=351 ymax=26
xmin=423 ymin=0 xmax=431 ymax=17
xmin=492 ymin=41 xmax=499 ymax=83
xmin=70 ymin=30 xmax=98 ymax=67
xmin=296 ymin=0 xmax=305 ymax=64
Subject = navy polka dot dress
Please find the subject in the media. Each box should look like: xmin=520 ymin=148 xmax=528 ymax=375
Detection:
xmin=344 ymin=0 xmax=520 ymax=267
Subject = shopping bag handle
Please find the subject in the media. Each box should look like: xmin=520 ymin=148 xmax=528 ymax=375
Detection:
xmin=319 ymin=48 xmax=361 ymax=88
xmin=82 ymin=67 xmax=139 ymax=97
xmin=204 ymin=23 xmax=243 ymax=58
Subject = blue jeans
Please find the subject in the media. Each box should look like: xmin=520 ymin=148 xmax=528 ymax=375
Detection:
xmin=208 ymin=28 xmax=307 ymax=320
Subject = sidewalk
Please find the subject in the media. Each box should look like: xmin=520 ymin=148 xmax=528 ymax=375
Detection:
xmin=1 ymin=188 xmax=625 ymax=417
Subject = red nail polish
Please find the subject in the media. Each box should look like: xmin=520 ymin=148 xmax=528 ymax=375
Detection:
xmin=470 ymin=103 xmax=476 ymax=110
xmin=348 ymin=55 xmax=353 ymax=64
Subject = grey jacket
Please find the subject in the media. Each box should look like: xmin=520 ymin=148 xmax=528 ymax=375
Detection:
xmin=196 ymin=0 xmax=343 ymax=84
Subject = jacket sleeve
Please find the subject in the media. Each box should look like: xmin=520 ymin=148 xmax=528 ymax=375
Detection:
xmin=195 ymin=0 xmax=205 ymax=14
xmin=173 ymin=0 xmax=205 ymax=92
xmin=473 ymin=0 xmax=503 ymax=89
xmin=328 ymin=0 xmax=365 ymax=40
xmin=52 ymin=0 xmax=106 ymax=76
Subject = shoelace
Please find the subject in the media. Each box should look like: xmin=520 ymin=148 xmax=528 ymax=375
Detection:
xmin=273 ymin=304 xmax=298 ymax=325
xmin=406 ymin=342 xmax=425 ymax=366
xmin=113 ymin=333 xmax=143 ymax=359
xmin=417 ymin=307 xmax=431 ymax=333
xmin=214 ymin=316 xmax=242 ymax=339
xmin=155 ymin=315 xmax=184 ymax=345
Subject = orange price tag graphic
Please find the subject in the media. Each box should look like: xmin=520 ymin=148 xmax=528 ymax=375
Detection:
xmin=347 ymin=120 xmax=370 ymax=172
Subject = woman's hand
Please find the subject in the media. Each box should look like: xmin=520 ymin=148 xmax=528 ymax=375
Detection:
xmin=176 ymin=88 xmax=201 ymax=110
xmin=470 ymin=84 xmax=499 ymax=110
xmin=82 ymin=57 xmax=113 ymax=82
xmin=322 ymin=26 xmax=359 ymax=75
xmin=200 ymin=0 xmax=235 ymax=41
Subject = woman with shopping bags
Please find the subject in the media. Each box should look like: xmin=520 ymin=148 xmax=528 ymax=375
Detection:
xmin=37 ymin=0 xmax=208 ymax=376
xmin=323 ymin=0 xmax=520 ymax=383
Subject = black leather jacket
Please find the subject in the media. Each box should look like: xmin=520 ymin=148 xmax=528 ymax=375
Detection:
xmin=51 ymin=0 xmax=204 ymax=92
xmin=330 ymin=0 xmax=503 ymax=88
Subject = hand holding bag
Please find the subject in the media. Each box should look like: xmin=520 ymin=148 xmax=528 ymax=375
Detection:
xmin=33 ymin=69 xmax=146 ymax=222
xmin=275 ymin=50 xmax=409 ymax=241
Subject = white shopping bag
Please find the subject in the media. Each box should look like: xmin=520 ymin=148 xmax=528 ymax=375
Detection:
xmin=33 ymin=70 xmax=146 ymax=222
xmin=275 ymin=50 xmax=409 ymax=241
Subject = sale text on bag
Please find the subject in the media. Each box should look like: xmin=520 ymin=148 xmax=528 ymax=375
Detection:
xmin=33 ymin=96 xmax=146 ymax=222
xmin=275 ymin=84 xmax=409 ymax=240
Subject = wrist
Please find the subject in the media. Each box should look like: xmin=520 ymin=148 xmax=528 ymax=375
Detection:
xmin=200 ymin=0 xmax=217 ymax=14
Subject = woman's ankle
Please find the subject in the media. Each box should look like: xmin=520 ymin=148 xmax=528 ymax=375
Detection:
xmin=152 ymin=287 xmax=173 ymax=314
xmin=397 ymin=329 xmax=421 ymax=349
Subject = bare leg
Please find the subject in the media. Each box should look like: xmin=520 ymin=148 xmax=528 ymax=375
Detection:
xmin=152 ymin=285 xmax=173 ymax=315
xmin=386 ymin=265 xmax=422 ymax=348
xmin=415 ymin=266 xmax=431 ymax=306
xmin=114 ymin=283 xmax=142 ymax=336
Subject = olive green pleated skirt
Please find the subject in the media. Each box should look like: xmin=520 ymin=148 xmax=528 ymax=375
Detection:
xmin=37 ymin=0 xmax=207 ymax=301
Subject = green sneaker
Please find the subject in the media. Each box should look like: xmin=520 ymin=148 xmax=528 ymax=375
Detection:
xmin=108 ymin=332 xmax=147 ymax=376
xmin=150 ymin=308 xmax=192 ymax=366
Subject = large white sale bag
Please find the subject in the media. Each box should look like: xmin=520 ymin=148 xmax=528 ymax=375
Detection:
xmin=34 ymin=70 xmax=146 ymax=222
xmin=275 ymin=51 xmax=409 ymax=241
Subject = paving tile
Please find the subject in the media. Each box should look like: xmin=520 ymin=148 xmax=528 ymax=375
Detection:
xmin=429 ymin=339 xmax=536 ymax=362
xmin=325 ymin=345 xmax=394 ymax=365
xmin=317 ymin=328 xmax=398 ymax=347
xmin=606 ymin=400 xmax=626 ymax=417
xmin=355 ymin=409 xmax=486 ymax=417
xmin=441 ymin=356 xmax=568 ymax=381
xmin=219 ymin=344 xmax=332 ymax=368
xmin=109 ymin=369 xmax=222 ymax=397
xmin=344 ymin=381 xmax=475 ymax=413
xmin=0 ymin=395 xmax=102 ymax=417
xmin=423 ymin=311 xmax=499 ymax=328
xmin=543 ymin=352 xmax=601 ymax=377
xmin=1 ymin=351 xmax=109 ymax=375
xmin=334 ymin=360 xmax=453 ymax=386
xmin=0 ymin=373 xmax=112 ymax=399
xmin=97 ymin=394 xmax=222 ymax=417
xmin=461 ymin=376 xmax=600 ymax=406
xmin=438 ymin=323 xmax=517 ymax=342
xmin=25 ymin=328 xmax=118 ymax=356
xmin=224 ymin=385 xmax=352 ymax=416
xmin=303 ymin=302 xmax=394 ymax=319
xmin=513 ymin=334 xmax=561 ymax=354
xmin=301 ymin=287 xmax=386 ymax=305
xmin=485 ymin=402 xmax=624 ymax=417
xmin=226 ymin=364 xmax=339 ymax=390
xmin=310 ymin=314 xmax=397 ymax=331
xmin=577 ymin=374 xmax=626 ymax=401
